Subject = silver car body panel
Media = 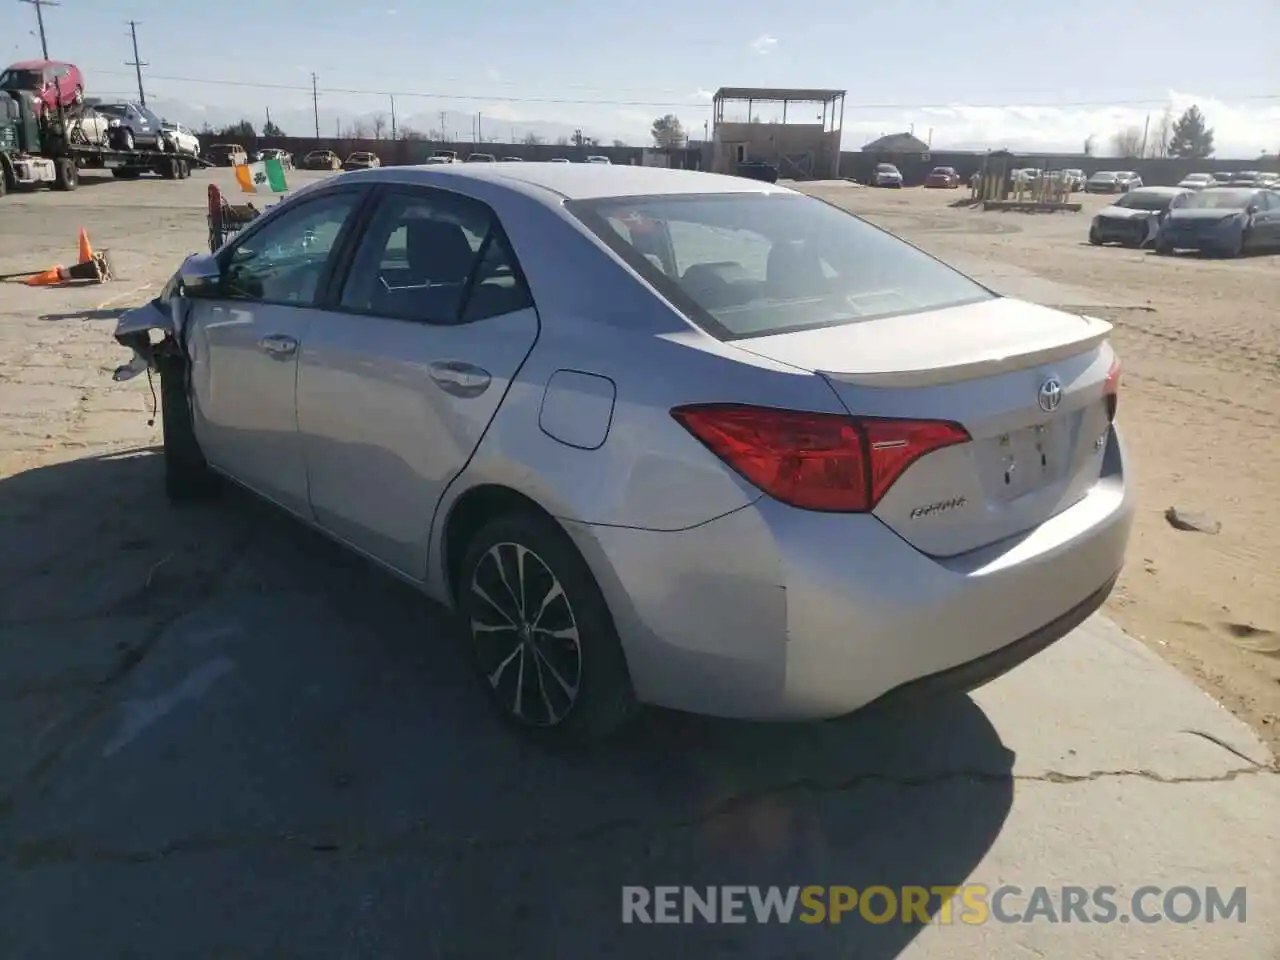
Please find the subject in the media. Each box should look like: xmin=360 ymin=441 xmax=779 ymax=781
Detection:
xmin=112 ymin=164 xmax=1134 ymax=720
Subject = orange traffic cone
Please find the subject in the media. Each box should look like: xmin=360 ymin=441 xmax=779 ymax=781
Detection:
xmin=77 ymin=228 xmax=94 ymax=264
xmin=24 ymin=265 xmax=66 ymax=286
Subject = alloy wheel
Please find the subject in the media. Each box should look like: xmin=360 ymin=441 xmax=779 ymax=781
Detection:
xmin=469 ymin=541 xmax=583 ymax=727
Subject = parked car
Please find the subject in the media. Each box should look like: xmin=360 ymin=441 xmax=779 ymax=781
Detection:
xmin=301 ymin=149 xmax=341 ymax=170
xmin=255 ymin=148 xmax=294 ymax=169
xmin=1176 ymin=173 xmax=1216 ymax=191
xmin=1062 ymin=169 xmax=1086 ymax=191
xmin=466 ymin=153 xmax=497 ymax=163
xmin=429 ymin=150 xmax=458 ymax=163
xmin=735 ymin=159 xmax=779 ymax=183
xmin=0 ymin=59 xmax=84 ymax=114
xmin=343 ymin=151 xmax=381 ymax=170
xmin=500 ymin=156 xmax=524 ymax=162
xmin=1227 ymin=170 xmax=1262 ymax=186
xmin=205 ymin=143 xmax=248 ymax=167
xmin=1113 ymin=171 xmax=1143 ymax=191
xmin=1156 ymin=187 xmax=1280 ymax=257
xmin=95 ymin=101 xmax=167 ymax=151
xmin=923 ymin=166 xmax=960 ymax=188
xmin=112 ymin=164 xmax=1131 ymax=742
xmin=586 ymin=155 xmax=611 ymax=165
xmin=873 ymin=163 xmax=903 ymax=187
xmin=1211 ymin=172 xmax=1234 ymax=184
xmin=1085 ymin=171 xmax=1122 ymax=194
xmin=1012 ymin=167 xmax=1042 ymax=183
xmin=549 ymin=157 xmax=571 ymax=163
xmin=1088 ymin=186 xmax=1192 ymax=248
xmin=1257 ymin=172 xmax=1280 ymax=189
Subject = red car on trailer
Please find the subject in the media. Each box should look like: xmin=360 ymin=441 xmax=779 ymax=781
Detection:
xmin=0 ymin=60 xmax=85 ymax=114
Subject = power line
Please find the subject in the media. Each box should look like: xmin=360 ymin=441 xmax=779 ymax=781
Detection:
xmin=17 ymin=0 xmax=59 ymax=60
xmin=125 ymin=20 xmax=147 ymax=106
xmin=82 ymin=69 xmax=1280 ymax=111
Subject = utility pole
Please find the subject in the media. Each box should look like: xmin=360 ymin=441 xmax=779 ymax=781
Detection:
xmin=265 ymin=105 xmax=272 ymax=135
xmin=125 ymin=20 xmax=147 ymax=106
xmin=311 ymin=73 xmax=320 ymax=139
xmin=1139 ymin=113 xmax=1151 ymax=159
xmin=439 ymin=111 xmax=446 ymax=142
xmin=18 ymin=0 xmax=58 ymax=60
xmin=389 ymin=95 xmax=396 ymax=140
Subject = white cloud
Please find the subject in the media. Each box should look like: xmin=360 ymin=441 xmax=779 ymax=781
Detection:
xmin=486 ymin=67 xmax=502 ymax=82
xmin=750 ymin=35 xmax=778 ymax=55
xmin=832 ymin=91 xmax=1278 ymax=157
xmin=692 ymin=89 xmax=715 ymax=100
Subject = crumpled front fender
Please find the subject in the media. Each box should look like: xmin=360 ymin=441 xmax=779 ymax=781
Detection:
xmin=111 ymin=262 xmax=194 ymax=382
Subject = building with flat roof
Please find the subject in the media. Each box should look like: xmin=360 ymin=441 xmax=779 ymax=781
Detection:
xmin=710 ymin=87 xmax=846 ymax=180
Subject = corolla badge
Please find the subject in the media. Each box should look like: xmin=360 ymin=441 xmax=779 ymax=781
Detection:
xmin=1037 ymin=377 xmax=1063 ymax=413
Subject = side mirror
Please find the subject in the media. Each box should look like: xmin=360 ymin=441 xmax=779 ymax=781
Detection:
xmin=178 ymin=254 xmax=223 ymax=297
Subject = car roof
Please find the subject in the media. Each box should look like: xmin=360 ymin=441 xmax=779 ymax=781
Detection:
xmin=7 ymin=60 xmax=64 ymax=69
xmin=341 ymin=163 xmax=783 ymax=201
xmin=1126 ymin=186 xmax=1187 ymax=196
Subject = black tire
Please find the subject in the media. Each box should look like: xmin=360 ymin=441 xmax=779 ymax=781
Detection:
xmin=456 ymin=511 xmax=638 ymax=744
xmin=1088 ymin=229 xmax=1102 ymax=245
xmin=0 ymin=162 xmax=8 ymax=198
xmin=1155 ymin=241 xmax=1173 ymax=255
xmin=161 ymin=156 xmax=179 ymax=180
xmin=119 ymin=127 xmax=135 ymax=151
xmin=111 ymin=167 xmax=141 ymax=179
xmin=52 ymin=158 xmax=78 ymax=191
xmin=156 ymin=353 xmax=218 ymax=503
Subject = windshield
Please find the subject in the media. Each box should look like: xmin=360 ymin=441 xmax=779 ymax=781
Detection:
xmin=930 ymin=167 xmax=952 ymax=175
xmin=1090 ymin=171 xmax=1117 ymax=180
xmin=1182 ymin=174 xmax=1212 ymax=182
xmin=876 ymin=164 xmax=898 ymax=172
xmin=0 ymin=69 xmax=42 ymax=90
xmin=1182 ymin=189 xmax=1255 ymax=210
xmin=95 ymin=104 xmax=128 ymax=117
xmin=567 ymin=192 xmax=993 ymax=341
xmin=1114 ymin=191 xmax=1176 ymax=212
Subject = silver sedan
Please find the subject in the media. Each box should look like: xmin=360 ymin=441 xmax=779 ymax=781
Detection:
xmin=113 ymin=164 xmax=1134 ymax=742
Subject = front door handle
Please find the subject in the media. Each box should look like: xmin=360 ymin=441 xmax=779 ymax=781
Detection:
xmin=258 ymin=334 xmax=298 ymax=358
xmin=428 ymin=360 xmax=491 ymax=398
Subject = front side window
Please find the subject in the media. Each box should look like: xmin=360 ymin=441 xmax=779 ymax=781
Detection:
xmin=1114 ymin=191 xmax=1174 ymax=212
xmin=569 ymin=192 xmax=992 ymax=340
xmin=338 ymin=188 xmax=532 ymax=324
xmin=0 ymin=69 xmax=42 ymax=90
xmin=221 ymin=191 xmax=361 ymax=304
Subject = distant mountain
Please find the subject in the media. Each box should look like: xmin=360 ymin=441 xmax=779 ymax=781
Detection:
xmin=127 ymin=96 xmax=634 ymax=146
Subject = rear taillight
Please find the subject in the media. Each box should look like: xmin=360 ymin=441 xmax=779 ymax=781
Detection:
xmin=671 ymin=404 xmax=970 ymax=513
xmin=1103 ymin=356 xmax=1122 ymax=422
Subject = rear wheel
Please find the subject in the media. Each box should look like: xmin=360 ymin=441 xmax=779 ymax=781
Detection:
xmin=456 ymin=511 xmax=638 ymax=743
xmin=157 ymin=352 xmax=218 ymax=503
xmin=1088 ymin=228 xmax=1102 ymax=245
xmin=111 ymin=167 xmax=142 ymax=180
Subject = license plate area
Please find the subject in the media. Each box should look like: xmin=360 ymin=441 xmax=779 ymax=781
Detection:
xmin=979 ymin=417 xmax=1075 ymax=502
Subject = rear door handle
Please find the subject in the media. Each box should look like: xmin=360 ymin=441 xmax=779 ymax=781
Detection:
xmin=258 ymin=334 xmax=298 ymax=358
xmin=428 ymin=360 xmax=491 ymax=398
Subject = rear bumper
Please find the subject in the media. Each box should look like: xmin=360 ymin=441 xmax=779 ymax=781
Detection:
xmin=570 ymin=428 xmax=1134 ymax=721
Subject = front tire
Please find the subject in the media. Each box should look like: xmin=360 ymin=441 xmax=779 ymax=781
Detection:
xmin=157 ymin=353 xmax=218 ymax=503
xmin=457 ymin=512 xmax=638 ymax=743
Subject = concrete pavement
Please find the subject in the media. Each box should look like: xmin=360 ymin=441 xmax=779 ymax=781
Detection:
xmin=0 ymin=170 xmax=1275 ymax=958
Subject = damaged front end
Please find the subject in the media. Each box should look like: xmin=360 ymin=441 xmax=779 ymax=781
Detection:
xmin=111 ymin=253 xmax=210 ymax=382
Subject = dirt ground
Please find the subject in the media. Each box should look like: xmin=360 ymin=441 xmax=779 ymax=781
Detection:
xmin=804 ymin=182 xmax=1280 ymax=754
xmin=1 ymin=170 xmax=1276 ymax=761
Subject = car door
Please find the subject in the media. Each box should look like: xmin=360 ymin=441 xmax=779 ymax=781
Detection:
xmin=296 ymin=185 xmax=539 ymax=576
xmin=185 ymin=187 xmax=369 ymax=516
xmin=1260 ymin=191 xmax=1280 ymax=245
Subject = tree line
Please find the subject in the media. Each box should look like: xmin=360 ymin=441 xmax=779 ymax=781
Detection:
xmin=198 ymin=118 xmax=625 ymax=147
xmin=1098 ymin=105 xmax=1216 ymax=160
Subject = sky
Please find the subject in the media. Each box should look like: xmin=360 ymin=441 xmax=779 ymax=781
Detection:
xmin=3 ymin=0 xmax=1277 ymax=155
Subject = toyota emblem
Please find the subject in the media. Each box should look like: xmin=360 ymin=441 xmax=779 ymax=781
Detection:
xmin=1038 ymin=377 xmax=1063 ymax=413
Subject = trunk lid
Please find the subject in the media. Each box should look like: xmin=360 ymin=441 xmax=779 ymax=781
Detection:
xmin=733 ymin=297 xmax=1117 ymax=556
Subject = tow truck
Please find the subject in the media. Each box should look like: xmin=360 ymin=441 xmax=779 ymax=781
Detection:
xmin=0 ymin=90 xmax=205 ymax=196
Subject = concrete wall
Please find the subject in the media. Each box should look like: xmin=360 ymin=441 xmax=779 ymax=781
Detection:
xmin=712 ymin=122 xmax=841 ymax=179
xmin=840 ymin=150 xmax=1280 ymax=187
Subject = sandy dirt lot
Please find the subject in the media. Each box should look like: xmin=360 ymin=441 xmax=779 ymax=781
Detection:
xmin=0 ymin=169 xmax=1275 ymax=957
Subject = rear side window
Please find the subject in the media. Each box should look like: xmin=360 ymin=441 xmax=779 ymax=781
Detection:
xmin=567 ymin=192 xmax=992 ymax=340
xmin=338 ymin=188 xmax=532 ymax=324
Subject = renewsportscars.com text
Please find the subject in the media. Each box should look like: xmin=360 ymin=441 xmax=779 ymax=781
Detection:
xmin=621 ymin=885 xmax=1247 ymax=926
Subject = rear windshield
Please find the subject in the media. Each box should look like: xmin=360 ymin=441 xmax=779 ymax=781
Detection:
xmin=1114 ymin=191 xmax=1176 ymax=211
xmin=1183 ymin=189 xmax=1255 ymax=209
xmin=567 ymin=192 xmax=993 ymax=341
